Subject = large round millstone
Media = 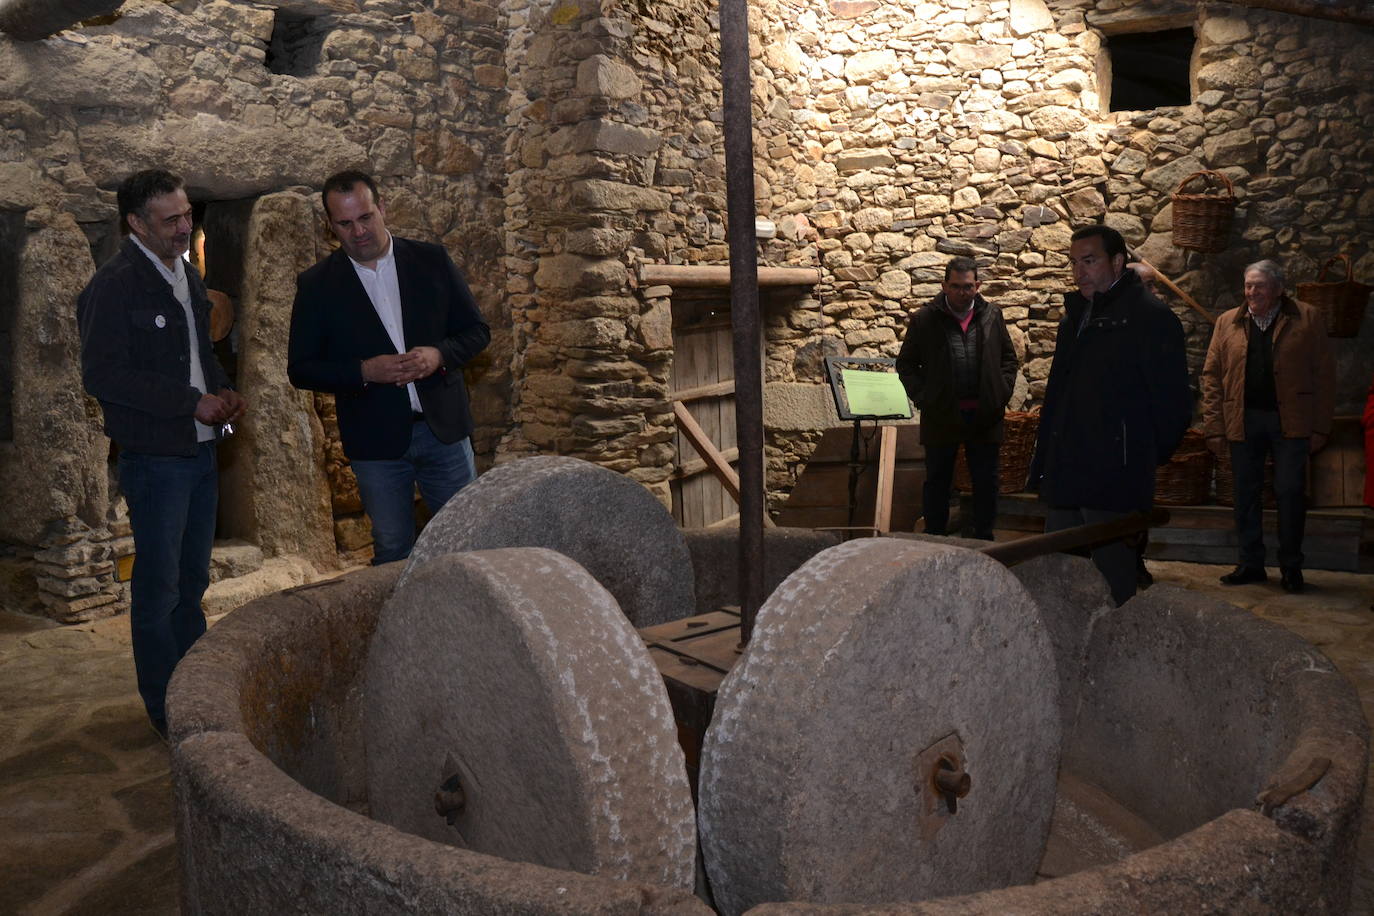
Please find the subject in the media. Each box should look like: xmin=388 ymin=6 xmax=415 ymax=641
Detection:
xmin=402 ymin=455 xmax=694 ymax=627
xmin=1009 ymin=553 xmax=1113 ymax=739
xmin=698 ymin=537 xmax=1061 ymax=913
xmin=363 ymin=547 xmax=697 ymax=890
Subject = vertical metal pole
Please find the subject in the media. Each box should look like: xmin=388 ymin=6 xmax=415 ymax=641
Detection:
xmin=718 ymin=0 xmax=764 ymax=645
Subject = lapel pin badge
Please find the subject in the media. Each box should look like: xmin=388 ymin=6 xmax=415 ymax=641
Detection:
xmin=155 ymin=314 xmax=167 ymax=328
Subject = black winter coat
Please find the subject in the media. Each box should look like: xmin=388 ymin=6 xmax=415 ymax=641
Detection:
xmin=1027 ymin=269 xmax=1192 ymax=513
xmin=895 ymin=294 xmax=1018 ymax=447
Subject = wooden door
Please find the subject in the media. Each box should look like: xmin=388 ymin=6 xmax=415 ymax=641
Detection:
xmin=670 ymin=298 xmax=737 ymax=528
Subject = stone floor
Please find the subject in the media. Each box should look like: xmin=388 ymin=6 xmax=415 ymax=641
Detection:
xmin=2 ymin=559 xmax=1373 ymax=914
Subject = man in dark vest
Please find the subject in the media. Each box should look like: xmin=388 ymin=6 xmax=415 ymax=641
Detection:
xmin=896 ymin=256 xmax=1018 ymax=540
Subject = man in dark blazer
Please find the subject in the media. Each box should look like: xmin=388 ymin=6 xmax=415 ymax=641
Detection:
xmin=288 ymin=170 xmax=490 ymax=564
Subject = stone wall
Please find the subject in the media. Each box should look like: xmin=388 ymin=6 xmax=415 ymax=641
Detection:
xmin=3 ymin=0 xmax=1373 ymax=619
xmin=740 ymin=0 xmax=1374 ymax=502
xmin=0 ymin=0 xmax=511 ymax=618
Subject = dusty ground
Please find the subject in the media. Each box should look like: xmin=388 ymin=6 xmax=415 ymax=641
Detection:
xmin=1 ymin=559 xmax=1373 ymax=914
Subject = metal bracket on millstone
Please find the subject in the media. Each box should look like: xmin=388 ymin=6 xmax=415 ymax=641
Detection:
xmin=401 ymin=456 xmax=695 ymax=628
xmin=363 ymin=547 xmax=697 ymax=890
xmin=697 ymin=537 xmax=1061 ymax=915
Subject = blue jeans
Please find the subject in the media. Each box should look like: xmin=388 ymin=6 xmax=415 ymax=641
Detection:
xmin=119 ymin=443 xmax=217 ymax=722
xmin=1231 ymin=409 xmax=1309 ymax=571
xmin=351 ymin=424 xmax=476 ymax=565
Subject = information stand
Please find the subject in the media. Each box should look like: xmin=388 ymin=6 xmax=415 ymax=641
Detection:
xmin=823 ymin=357 xmax=913 ymax=530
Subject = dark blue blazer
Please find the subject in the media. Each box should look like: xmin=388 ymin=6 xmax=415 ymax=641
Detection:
xmin=287 ymin=238 xmax=490 ymax=461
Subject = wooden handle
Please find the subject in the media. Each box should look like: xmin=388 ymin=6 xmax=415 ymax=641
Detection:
xmin=1175 ymin=169 xmax=1235 ymax=198
xmin=1135 ymin=257 xmax=1217 ymax=325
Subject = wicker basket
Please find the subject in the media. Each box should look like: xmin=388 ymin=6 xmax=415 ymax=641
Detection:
xmin=953 ymin=410 xmax=1041 ymax=494
xmin=1296 ymin=253 xmax=1371 ymax=338
xmin=1214 ymin=447 xmax=1277 ymax=509
xmin=1171 ymin=170 xmax=1237 ymax=253
xmin=1154 ymin=429 xmax=1212 ymax=506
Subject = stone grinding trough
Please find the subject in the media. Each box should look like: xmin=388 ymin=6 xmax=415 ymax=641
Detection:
xmin=168 ymin=456 xmax=1368 ymax=914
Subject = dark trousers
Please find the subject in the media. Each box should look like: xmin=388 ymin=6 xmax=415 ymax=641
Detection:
xmin=119 ymin=442 xmax=217 ymax=722
xmin=1046 ymin=506 xmax=1138 ymax=607
xmin=923 ymin=413 xmax=999 ymax=539
xmin=1231 ymin=408 xmax=1309 ymax=571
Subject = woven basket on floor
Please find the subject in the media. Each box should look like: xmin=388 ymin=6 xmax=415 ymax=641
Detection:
xmin=1214 ymin=447 xmax=1277 ymax=509
xmin=953 ymin=410 xmax=1041 ymax=494
xmin=1296 ymin=253 xmax=1371 ymax=338
xmin=1172 ymin=170 xmax=1237 ymax=253
xmin=1155 ymin=429 xmax=1212 ymax=506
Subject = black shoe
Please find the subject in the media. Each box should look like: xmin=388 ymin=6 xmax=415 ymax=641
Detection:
xmin=1137 ymin=557 xmax=1154 ymax=588
xmin=149 ymin=717 xmax=169 ymax=743
xmin=1280 ymin=568 xmax=1305 ymax=593
xmin=1220 ymin=566 xmax=1267 ymax=586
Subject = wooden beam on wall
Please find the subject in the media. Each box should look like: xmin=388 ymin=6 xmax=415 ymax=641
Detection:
xmin=639 ymin=264 xmax=822 ymax=288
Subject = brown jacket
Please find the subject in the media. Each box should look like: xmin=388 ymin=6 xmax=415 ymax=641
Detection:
xmin=1201 ymin=295 xmax=1335 ymax=442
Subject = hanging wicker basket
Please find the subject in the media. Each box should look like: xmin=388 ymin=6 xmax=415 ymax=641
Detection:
xmin=1171 ymin=170 xmax=1237 ymax=253
xmin=1154 ymin=429 xmax=1212 ymax=506
xmin=1295 ymin=253 xmax=1371 ymax=338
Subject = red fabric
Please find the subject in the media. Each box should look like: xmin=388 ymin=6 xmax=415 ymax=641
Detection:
xmin=1364 ymin=374 xmax=1374 ymax=508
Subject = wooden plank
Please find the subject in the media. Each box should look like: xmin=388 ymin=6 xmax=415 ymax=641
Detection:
xmin=874 ymin=425 xmax=898 ymax=533
xmin=639 ymin=264 xmax=822 ymax=287
xmin=674 ymin=447 xmax=740 ymax=480
xmin=671 ymin=379 xmax=736 ymax=403
xmin=673 ymin=401 xmax=774 ymax=527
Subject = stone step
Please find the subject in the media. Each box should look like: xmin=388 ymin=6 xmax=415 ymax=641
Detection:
xmin=208 ymin=540 xmax=264 ymax=584
xmin=204 ymin=556 xmax=318 ymax=621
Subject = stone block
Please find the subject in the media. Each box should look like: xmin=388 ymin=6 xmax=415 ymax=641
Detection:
xmin=403 ymin=456 xmax=695 ymax=628
xmin=844 ymin=49 xmax=900 ymax=83
xmin=570 ymin=179 xmax=671 ymax=213
xmin=209 ymin=541 xmax=265 ymax=584
xmin=575 ymin=54 xmax=642 ymax=98
xmin=836 ymin=149 xmax=896 ymax=173
xmin=365 ymin=548 xmax=695 ymax=888
xmin=948 ymin=44 xmax=1014 ymax=71
xmin=1009 ymin=0 xmax=1054 ymax=36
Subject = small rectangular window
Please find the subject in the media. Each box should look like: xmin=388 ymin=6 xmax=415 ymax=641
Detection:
xmin=1107 ymin=28 xmax=1195 ymax=112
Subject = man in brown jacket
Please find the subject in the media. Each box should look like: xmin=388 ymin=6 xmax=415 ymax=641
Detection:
xmin=1202 ymin=260 xmax=1335 ymax=593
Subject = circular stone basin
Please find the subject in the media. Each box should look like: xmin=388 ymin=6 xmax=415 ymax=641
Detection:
xmin=167 ymin=528 xmax=1368 ymax=914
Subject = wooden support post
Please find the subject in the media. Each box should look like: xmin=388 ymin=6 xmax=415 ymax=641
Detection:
xmin=873 ymin=425 xmax=898 ymax=533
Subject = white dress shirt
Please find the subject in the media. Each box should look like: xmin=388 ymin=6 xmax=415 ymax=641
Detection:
xmin=131 ymin=235 xmax=215 ymax=442
xmin=348 ymin=233 xmax=423 ymax=413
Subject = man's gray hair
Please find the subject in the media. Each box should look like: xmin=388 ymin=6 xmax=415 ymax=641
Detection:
xmin=1244 ymin=259 xmax=1285 ymax=287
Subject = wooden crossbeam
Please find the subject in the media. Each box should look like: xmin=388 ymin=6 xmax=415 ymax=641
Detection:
xmin=673 ymin=401 xmax=775 ymax=527
xmin=671 ymin=379 xmax=736 ymax=403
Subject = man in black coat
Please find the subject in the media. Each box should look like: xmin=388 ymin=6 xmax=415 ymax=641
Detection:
xmin=78 ymin=168 xmax=248 ymax=739
xmin=288 ymin=170 xmax=490 ymax=564
xmin=1027 ymin=225 xmax=1191 ymax=605
xmin=896 ymin=256 xmax=1018 ymax=539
